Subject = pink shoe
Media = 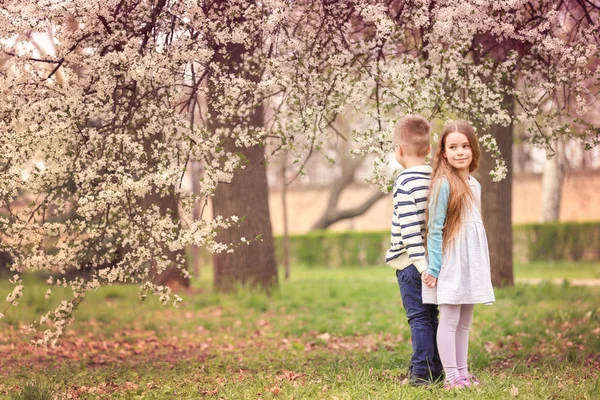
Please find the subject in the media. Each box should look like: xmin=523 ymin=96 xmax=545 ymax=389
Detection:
xmin=443 ymin=376 xmax=471 ymax=389
xmin=468 ymin=374 xmax=481 ymax=386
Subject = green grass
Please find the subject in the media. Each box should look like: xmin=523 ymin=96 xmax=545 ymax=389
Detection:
xmin=0 ymin=263 xmax=598 ymax=399
xmin=514 ymin=260 xmax=600 ymax=279
xmin=9 ymin=377 xmax=56 ymax=400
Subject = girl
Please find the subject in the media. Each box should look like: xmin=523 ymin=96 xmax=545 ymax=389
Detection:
xmin=421 ymin=120 xmax=495 ymax=389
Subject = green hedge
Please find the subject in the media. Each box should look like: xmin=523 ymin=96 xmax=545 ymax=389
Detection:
xmin=273 ymin=221 xmax=600 ymax=267
xmin=274 ymin=231 xmax=389 ymax=267
xmin=513 ymin=222 xmax=600 ymax=263
xmin=196 ymin=222 xmax=600 ymax=268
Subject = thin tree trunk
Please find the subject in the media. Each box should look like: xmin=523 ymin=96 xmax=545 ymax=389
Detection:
xmin=281 ymin=152 xmax=290 ymax=280
xmin=190 ymin=160 xmax=204 ymax=276
xmin=540 ymin=137 xmax=565 ymax=222
xmin=479 ymin=95 xmax=515 ymax=288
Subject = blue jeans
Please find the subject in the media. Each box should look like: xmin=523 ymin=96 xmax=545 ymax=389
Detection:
xmin=397 ymin=265 xmax=443 ymax=377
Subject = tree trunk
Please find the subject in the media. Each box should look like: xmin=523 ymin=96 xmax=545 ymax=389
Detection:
xmin=0 ymin=246 xmax=13 ymax=277
xmin=206 ymin=10 xmax=278 ymax=292
xmin=479 ymin=96 xmax=515 ymax=288
xmin=212 ymin=135 xmax=278 ymax=292
xmin=143 ymin=200 xmax=190 ymax=290
xmin=280 ymin=152 xmax=291 ymax=280
xmin=190 ymin=160 xmax=204 ymax=277
xmin=540 ymin=138 xmax=565 ymax=222
xmin=143 ymin=140 xmax=190 ymax=290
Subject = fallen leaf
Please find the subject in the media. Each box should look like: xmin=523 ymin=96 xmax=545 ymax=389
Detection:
xmin=200 ymin=387 xmax=219 ymax=395
xmin=511 ymin=384 xmax=519 ymax=397
xmin=484 ymin=341 xmax=496 ymax=353
xmin=277 ymin=370 xmax=305 ymax=381
xmin=123 ymin=382 xmax=138 ymax=390
xmin=269 ymin=385 xmax=281 ymax=395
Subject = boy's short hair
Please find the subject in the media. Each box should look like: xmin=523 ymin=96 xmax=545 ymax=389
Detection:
xmin=394 ymin=115 xmax=431 ymax=157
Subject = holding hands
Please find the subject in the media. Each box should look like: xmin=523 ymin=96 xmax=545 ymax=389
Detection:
xmin=421 ymin=271 xmax=437 ymax=288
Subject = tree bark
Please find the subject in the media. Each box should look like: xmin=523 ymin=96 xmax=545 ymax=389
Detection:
xmin=212 ymin=135 xmax=278 ymax=292
xmin=479 ymin=95 xmax=515 ymax=288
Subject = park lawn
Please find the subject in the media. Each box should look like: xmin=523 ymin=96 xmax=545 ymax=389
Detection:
xmin=513 ymin=260 xmax=600 ymax=279
xmin=0 ymin=265 xmax=597 ymax=399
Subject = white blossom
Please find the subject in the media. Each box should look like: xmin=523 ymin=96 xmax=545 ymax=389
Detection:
xmin=0 ymin=0 xmax=597 ymax=346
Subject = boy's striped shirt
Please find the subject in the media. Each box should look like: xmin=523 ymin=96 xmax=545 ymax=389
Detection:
xmin=385 ymin=165 xmax=432 ymax=273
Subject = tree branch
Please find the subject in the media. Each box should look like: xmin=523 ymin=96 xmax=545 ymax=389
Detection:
xmin=311 ymin=189 xmax=388 ymax=230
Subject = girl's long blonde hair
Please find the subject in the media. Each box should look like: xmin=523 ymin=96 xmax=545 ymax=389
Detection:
xmin=426 ymin=120 xmax=480 ymax=250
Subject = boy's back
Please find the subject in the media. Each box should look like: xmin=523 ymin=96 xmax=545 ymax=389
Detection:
xmin=385 ymin=166 xmax=431 ymax=274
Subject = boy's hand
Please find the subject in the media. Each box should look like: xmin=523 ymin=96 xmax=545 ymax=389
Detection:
xmin=421 ymin=272 xmax=438 ymax=288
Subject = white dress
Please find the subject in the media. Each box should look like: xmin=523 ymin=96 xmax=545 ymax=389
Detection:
xmin=422 ymin=177 xmax=495 ymax=305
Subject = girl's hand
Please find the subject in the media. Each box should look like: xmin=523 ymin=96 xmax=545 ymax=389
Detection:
xmin=428 ymin=276 xmax=437 ymax=288
xmin=421 ymin=272 xmax=438 ymax=288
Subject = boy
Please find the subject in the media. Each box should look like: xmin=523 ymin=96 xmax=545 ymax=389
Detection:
xmin=385 ymin=115 xmax=442 ymax=387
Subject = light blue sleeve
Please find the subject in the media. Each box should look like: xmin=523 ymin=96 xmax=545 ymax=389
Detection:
xmin=426 ymin=178 xmax=450 ymax=278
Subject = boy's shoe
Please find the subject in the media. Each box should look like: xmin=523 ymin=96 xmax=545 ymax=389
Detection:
xmin=431 ymin=370 xmax=444 ymax=383
xmin=443 ymin=376 xmax=471 ymax=390
xmin=407 ymin=367 xmax=442 ymax=387
xmin=408 ymin=373 xmax=431 ymax=387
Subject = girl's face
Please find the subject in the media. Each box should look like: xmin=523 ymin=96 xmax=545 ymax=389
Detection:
xmin=443 ymin=131 xmax=472 ymax=177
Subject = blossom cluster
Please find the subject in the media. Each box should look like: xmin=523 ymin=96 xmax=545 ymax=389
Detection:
xmin=349 ymin=0 xmax=598 ymax=189
xmin=0 ymin=0 xmax=597 ymax=346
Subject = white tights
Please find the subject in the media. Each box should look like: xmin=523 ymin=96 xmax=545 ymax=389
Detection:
xmin=437 ymin=304 xmax=474 ymax=382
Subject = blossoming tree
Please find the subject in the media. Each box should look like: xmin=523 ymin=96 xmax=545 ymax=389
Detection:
xmin=344 ymin=0 xmax=599 ymax=286
xmin=0 ymin=0 xmax=597 ymax=345
xmin=0 ymin=0 xmax=376 ymax=345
